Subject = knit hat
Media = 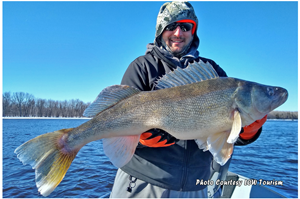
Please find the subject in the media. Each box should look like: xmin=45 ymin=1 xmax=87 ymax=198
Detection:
xmin=154 ymin=1 xmax=200 ymax=57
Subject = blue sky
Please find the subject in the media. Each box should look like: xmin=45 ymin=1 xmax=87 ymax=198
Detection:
xmin=3 ymin=1 xmax=298 ymax=111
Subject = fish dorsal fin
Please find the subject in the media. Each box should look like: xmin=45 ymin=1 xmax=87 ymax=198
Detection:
xmin=83 ymin=85 xmax=140 ymax=118
xmin=155 ymin=60 xmax=219 ymax=89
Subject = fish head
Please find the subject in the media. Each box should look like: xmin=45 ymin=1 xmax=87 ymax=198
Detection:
xmin=234 ymin=80 xmax=288 ymax=125
xmin=251 ymin=84 xmax=288 ymax=115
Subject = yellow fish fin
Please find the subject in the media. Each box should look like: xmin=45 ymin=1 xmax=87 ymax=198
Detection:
xmin=14 ymin=128 xmax=78 ymax=196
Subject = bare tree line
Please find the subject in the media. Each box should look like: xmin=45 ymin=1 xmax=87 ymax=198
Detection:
xmin=267 ymin=111 xmax=298 ymax=120
xmin=2 ymin=91 xmax=298 ymax=119
xmin=3 ymin=92 xmax=91 ymax=117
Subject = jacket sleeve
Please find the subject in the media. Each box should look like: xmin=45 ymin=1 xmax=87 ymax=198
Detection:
xmin=121 ymin=57 xmax=151 ymax=91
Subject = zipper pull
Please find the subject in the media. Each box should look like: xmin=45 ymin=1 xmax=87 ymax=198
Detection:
xmin=127 ymin=175 xmax=137 ymax=193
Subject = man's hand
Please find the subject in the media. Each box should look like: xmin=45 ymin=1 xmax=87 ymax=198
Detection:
xmin=139 ymin=129 xmax=178 ymax=147
xmin=240 ymin=115 xmax=268 ymax=140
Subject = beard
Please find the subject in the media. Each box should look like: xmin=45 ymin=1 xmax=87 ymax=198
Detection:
xmin=161 ymin=36 xmax=194 ymax=58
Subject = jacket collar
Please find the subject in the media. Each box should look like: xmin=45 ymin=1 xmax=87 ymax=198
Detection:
xmin=145 ymin=43 xmax=199 ymax=69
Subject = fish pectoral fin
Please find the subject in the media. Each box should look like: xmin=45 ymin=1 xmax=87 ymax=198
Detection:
xmin=206 ymin=131 xmax=234 ymax=166
xmin=195 ymin=138 xmax=209 ymax=151
xmin=227 ymin=110 xmax=242 ymax=144
xmin=206 ymin=110 xmax=240 ymax=166
xmin=102 ymin=135 xmax=140 ymax=168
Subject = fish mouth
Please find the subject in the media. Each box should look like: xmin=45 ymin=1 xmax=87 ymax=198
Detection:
xmin=280 ymin=89 xmax=288 ymax=103
xmin=281 ymin=90 xmax=288 ymax=99
xmin=278 ymin=88 xmax=288 ymax=103
xmin=271 ymin=88 xmax=288 ymax=110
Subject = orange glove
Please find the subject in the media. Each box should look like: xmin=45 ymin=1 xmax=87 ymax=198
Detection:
xmin=139 ymin=129 xmax=178 ymax=147
xmin=240 ymin=115 xmax=268 ymax=140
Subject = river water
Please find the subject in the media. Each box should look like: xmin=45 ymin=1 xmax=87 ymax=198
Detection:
xmin=2 ymin=119 xmax=298 ymax=198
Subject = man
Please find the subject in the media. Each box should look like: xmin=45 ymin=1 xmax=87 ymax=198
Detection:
xmin=110 ymin=1 xmax=266 ymax=198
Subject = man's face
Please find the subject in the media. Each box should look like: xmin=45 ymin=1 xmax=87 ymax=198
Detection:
xmin=162 ymin=24 xmax=193 ymax=55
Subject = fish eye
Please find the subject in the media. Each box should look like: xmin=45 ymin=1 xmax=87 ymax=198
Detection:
xmin=267 ymin=87 xmax=275 ymax=96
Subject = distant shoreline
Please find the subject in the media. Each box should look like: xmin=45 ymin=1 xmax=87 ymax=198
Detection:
xmin=2 ymin=117 xmax=297 ymax=121
xmin=2 ymin=117 xmax=92 ymax=120
xmin=267 ymin=119 xmax=298 ymax=121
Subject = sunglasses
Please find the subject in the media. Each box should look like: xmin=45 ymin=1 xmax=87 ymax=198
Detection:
xmin=165 ymin=22 xmax=193 ymax=32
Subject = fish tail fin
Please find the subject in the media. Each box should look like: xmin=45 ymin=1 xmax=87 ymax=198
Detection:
xmin=14 ymin=128 xmax=78 ymax=196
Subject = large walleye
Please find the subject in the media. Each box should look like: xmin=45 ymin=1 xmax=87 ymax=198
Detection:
xmin=15 ymin=61 xmax=288 ymax=196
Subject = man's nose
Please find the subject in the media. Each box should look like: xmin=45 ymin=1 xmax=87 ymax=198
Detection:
xmin=173 ymin=26 xmax=183 ymax=37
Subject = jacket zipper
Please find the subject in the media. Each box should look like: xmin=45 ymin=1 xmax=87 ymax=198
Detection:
xmin=180 ymin=140 xmax=190 ymax=191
